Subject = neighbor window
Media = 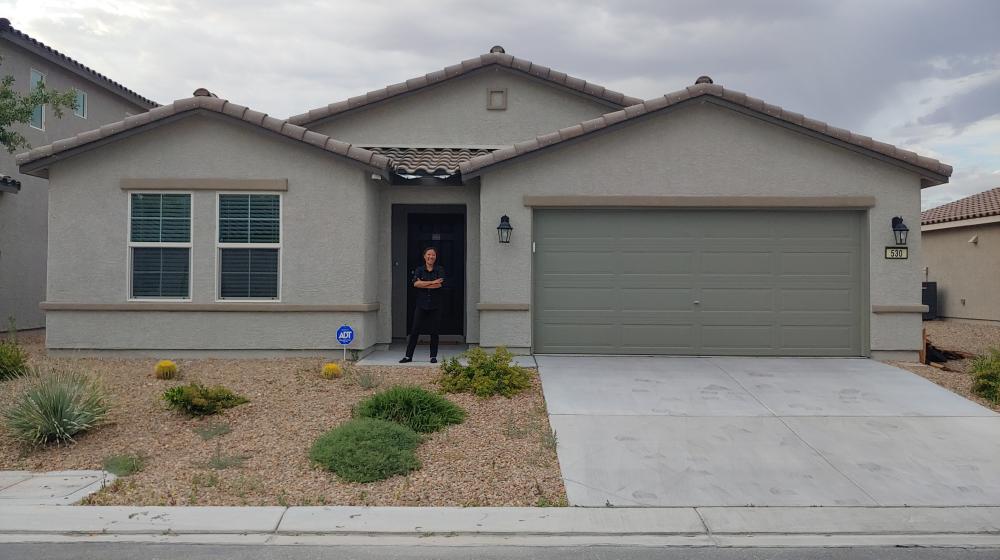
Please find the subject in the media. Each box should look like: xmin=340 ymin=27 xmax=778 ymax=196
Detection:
xmin=128 ymin=193 xmax=192 ymax=299
xmin=29 ymin=69 xmax=44 ymax=129
xmin=73 ymin=88 xmax=87 ymax=118
xmin=217 ymin=193 xmax=280 ymax=299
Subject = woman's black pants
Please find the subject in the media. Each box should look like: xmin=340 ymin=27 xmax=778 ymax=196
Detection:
xmin=404 ymin=307 xmax=442 ymax=358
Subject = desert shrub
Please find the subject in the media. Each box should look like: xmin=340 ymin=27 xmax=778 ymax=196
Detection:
xmin=154 ymin=360 xmax=178 ymax=380
xmin=4 ymin=371 xmax=109 ymax=445
xmin=352 ymin=370 xmax=383 ymax=389
xmin=439 ymin=346 xmax=532 ymax=397
xmin=309 ymin=418 xmax=421 ymax=483
xmin=354 ymin=385 xmax=465 ymax=433
xmin=321 ymin=362 xmax=343 ymax=379
xmin=971 ymin=348 xmax=1000 ymax=404
xmin=0 ymin=339 xmax=28 ymax=381
xmin=163 ymin=383 xmax=248 ymax=416
xmin=102 ymin=453 xmax=145 ymax=476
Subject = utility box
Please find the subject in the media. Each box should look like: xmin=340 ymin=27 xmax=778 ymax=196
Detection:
xmin=922 ymin=281 xmax=938 ymax=321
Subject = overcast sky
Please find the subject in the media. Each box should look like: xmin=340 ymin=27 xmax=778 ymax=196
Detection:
xmin=4 ymin=0 xmax=998 ymax=209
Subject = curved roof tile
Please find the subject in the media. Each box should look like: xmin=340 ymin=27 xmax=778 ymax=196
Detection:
xmin=922 ymin=187 xmax=1000 ymax=225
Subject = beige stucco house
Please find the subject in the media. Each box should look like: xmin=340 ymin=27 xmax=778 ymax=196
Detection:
xmin=0 ymin=18 xmax=157 ymax=331
xmin=922 ymin=187 xmax=1000 ymax=322
xmin=18 ymin=47 xmax=950 ymax=360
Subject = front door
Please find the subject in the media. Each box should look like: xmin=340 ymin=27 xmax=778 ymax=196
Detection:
xmin=406 ymin=213 xmax=465 ymax=337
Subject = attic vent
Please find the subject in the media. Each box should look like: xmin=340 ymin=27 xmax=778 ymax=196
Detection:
xmin=487 ymin=88 xmax=507 ymax=110
xmin=695 ymin=75 xmax=714 ymax=85
xmin=490 ymin=45 xmax=505 ymax=54
xmin=192 ymin=88 xmax=217 ymax=97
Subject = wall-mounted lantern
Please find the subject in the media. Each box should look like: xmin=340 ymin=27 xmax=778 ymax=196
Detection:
xmin=891 ymin=216 xmax=909 ymax=246
xmin=497 ymin=215 xmax=513 ymax=244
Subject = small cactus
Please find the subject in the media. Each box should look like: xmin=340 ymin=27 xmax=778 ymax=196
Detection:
xmin=321 ymin=362 xmax=343 ymax=379
xmin=154 ymin=360 xmax=178 ymax=380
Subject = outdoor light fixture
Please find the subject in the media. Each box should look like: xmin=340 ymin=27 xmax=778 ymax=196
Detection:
xmin=891 ymin=216 xmax=909 ymax=245
xmin=497 ymin=215 xmax=513 ymax=244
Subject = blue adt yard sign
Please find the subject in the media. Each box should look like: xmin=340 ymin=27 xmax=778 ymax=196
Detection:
xmin=336 ymin=325 xmax=354 ymax=345
xmin=336 ymin=325 xmax=354 ymax=361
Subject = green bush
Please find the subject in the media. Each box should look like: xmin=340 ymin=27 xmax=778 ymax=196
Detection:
xmin=0 ymin=339 xmax=28 ymax=381
xmin=439 ymin=346 xmax=532 ymax=397
xmin=354 ymin=385 xmax=465 ymax=433
xmin=102 ymin=453 xmax=145 ymax=476
xmin=4 ymin=372 xmax=109 ymax=445
xmin=309 ymin=418 xmax=421 ymax=483
xmin=163 ymin=383 xmax=248 ymax=416
xmin=971 ymin=348 xmax=1000 ymax=404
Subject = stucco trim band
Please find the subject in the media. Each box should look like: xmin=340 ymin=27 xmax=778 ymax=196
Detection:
xmin=476 ymin=303 xmax=530 ymax=311
xmin=522 ymin=195 xmax=877 ymax=208
xmin=120 ymin=178 xmax=288 ymax=191
xmin=40 ymin=302 xmax=379 ymax=312
xmin=871 ymin=304 xmax=929 ymax=314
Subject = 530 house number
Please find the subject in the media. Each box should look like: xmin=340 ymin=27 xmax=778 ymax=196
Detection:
xmin=885 ymin=247 xmax=908 ymax=259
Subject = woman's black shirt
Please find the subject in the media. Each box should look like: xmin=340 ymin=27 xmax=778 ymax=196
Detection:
xmin=411 ymin=265 xmax=446 ymax=310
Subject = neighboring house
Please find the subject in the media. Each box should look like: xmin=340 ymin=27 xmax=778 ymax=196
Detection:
xmin=0 ymin=18 xmax=157 ymax=331
xmin=17 ymin=47 xmax=950 ymax=360
xmin=921 ymin=187 xmax=1000 ymax=322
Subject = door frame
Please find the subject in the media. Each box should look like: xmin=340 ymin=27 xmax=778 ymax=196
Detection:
xmin=390 ymin=204 xmax=468 ymax=342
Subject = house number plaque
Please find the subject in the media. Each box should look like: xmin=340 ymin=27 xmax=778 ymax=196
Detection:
xmin=884 ymin=247 xmax=908 ymax=259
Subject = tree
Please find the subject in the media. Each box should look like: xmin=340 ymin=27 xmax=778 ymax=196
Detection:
xmin=0 ymin=58 xmax=77 ymax=153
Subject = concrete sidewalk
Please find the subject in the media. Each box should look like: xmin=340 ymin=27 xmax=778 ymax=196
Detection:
xmin=0 ymin=471 xmax=113 ymax=506
xmin=1 ymin=506 xmax=999 ymax=548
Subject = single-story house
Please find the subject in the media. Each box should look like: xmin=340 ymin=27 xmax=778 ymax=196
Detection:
xmin=17 ymin=47 xmax=951 ymax=360
xmin=922 ymin=187 xmax=1000 ymax=322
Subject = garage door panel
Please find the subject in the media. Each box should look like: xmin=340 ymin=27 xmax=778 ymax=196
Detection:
xmin=533 ymin=209 xmax=863 ymax=356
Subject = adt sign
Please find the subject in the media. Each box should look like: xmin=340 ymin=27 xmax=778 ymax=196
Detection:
xmin=336 ymin=325 xmax=355 ymax=346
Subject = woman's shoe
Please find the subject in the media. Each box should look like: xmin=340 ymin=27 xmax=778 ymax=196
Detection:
xmin=430 ymin=357 xmax=438 ymax=364
xmin=399 ymin=357 xmax=412 ymax=363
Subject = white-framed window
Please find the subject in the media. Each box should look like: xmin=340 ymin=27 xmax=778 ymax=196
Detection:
xmin=73 ymin=88 xmax=87 ymax=118
xmin=29 ymin=68 xmax=44 ymax=130
xmin=128 ymin=192 xmax=192 ymax=300
xmin=216 ymin=193 xmax=281 ymax=300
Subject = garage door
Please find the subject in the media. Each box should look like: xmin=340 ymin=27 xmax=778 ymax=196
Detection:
xmin=533 ymin=209 xmax=864 ymax=356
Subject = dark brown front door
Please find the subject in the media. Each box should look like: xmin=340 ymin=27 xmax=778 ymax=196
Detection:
xmin=406 ymin=213 xmax=465 ymax=336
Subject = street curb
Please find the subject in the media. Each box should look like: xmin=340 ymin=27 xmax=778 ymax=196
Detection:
xmin=1 ymin=506 xmax=999 ymax=547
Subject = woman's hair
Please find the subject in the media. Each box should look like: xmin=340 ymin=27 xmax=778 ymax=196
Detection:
xmin=422 ymin=246 xmax=438 ymax=257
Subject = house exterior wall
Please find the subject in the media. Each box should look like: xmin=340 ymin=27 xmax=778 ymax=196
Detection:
xmin=477 ymin=102 xmax=925 ymax=358
xmin=923 ymin=222 xmax=1000 ymax=322
xmin=307 ymin=68 xmax=617 ymax=147
xmin=0 ymin=40 xmax=150 ymax=331
xmin=43 ymin=115 xmax=382 ymax=353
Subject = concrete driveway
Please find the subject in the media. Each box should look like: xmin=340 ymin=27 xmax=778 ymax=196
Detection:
xmin=538 ymin=356 xmax=1000 ymax=507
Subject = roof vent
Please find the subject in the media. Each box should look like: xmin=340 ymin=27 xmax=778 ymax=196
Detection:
xmin=695 ymin=75 xmax=714 ymax=85
xmin=489 ymin=45 xmax=505 ymax=54
xmin=192 ymin=88 xmax=217 ymax=98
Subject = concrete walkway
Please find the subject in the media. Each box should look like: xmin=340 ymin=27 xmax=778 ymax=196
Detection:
xmin=358 ymin=342 xmax=537 ymax=368
xmin=1 ymin=505 xmax=999 ymax=547
xmin=0 ymin=471 xmax=113 ymax=506
xmin=539 ymin=356 xmax=1000 ymax=507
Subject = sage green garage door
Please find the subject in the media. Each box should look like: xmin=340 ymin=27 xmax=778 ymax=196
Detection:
xmin=533 ymin=209 xmax=864 ymax=356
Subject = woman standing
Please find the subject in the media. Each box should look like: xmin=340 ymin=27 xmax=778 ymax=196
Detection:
xmin=400 ymin=246 xmax=445 ymax=363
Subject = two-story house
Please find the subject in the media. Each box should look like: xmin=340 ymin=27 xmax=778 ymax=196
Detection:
xmin=0 ymin=18 xmax=157 ymax=330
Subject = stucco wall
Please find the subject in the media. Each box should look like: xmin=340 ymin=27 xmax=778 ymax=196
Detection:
xmin=45 ymin=114 xmax=381 ymax=350
xmin=477 ymin=102 xmax=926 ymax=355
xmin=923 ymin=222 xmax=1000 ymax=322
xmin=0 ymin=40 xmax=149 ymax=331
xmin=308 ymin=67 xmax=616 ymax=147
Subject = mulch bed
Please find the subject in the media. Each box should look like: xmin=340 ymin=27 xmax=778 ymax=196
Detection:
xmin=0 ymin=330 xmax=566 ymax=506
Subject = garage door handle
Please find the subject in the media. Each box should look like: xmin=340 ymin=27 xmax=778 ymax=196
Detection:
xmin=693 ymin=300 xmax=700 ymax=305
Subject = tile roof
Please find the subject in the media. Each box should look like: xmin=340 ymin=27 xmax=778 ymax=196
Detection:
xmin=0 ymin=174 xmax=20 ymax=193
xmin=922 ymin=187 xmax=1000 ymax=225
xmin=368 ymin=147 xmax=495 ymax=176
xmin=0 ymin=18 xmax=157 ymax=109
xmin=287 ymin=49 xmax=642 ymax=126
xmin=459 ymin=81 xmax=953 ymax=184
xmin=16 ymin=91 xmax=391 ymax=178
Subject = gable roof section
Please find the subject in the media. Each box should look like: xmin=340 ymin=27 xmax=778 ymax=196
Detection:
xmin=16 ymin=92 xmax=391 ymax=178
xmin=0 ymin=18 xmax=157 ymax=109
xmin=287 ymin=49 xmax=642 ymax=126
xmin=922 ymin=187 xmax=1000 ymax=225
xmin=459 ymin=81 xmax=953 ymax=186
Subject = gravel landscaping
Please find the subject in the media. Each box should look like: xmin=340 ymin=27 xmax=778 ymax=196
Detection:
xmin=0 ymin=330 xmax=566 ymax=506
xmin=889 ymin=319 xmax=1000 ymax=413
